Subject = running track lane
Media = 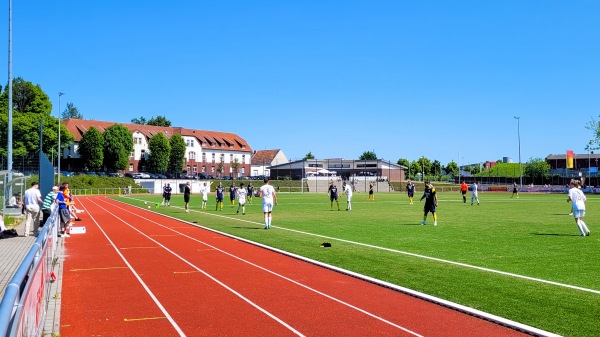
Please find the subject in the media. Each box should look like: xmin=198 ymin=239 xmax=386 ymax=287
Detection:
xmin=60 ymin=196 xmax=532 ymax=336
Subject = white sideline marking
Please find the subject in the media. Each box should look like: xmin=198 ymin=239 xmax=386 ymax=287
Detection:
xmin=97 ymin=197 xmax=425 ymax=336
xmin=77 ymin=199 xmax=187 ymax=337
xmin=87 ymin=198 xmax=307 ymax=337
xmin=121 ymin=195 xmax=600 ymax=296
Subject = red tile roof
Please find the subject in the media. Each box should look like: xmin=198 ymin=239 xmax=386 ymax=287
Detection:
xmin=62 ymin=119 xmax=252 ymax=153
xmin=251 ymin=150 xmax=281 ymax=165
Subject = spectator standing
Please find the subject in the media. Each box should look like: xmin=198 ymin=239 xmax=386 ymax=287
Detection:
xmin=259 ymin=178 xmax=277 ymax=229
xmin=23 ymin=181 xmax=43 ymax=237
xmin=56 ymin=185 xmax=71 ymax=237
xmin=184 ymin=181 xmax=191 ymax=213
xmin=41 ymin=186 xmax=59 ymax=227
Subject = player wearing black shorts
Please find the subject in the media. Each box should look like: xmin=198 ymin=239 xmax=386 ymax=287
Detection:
xmin=420 ymin=181 xmax=437 ymax=226
xmin=164 ymin=183 xmax=172 ymax=206
xmin=184 ymin=181 xmax=191 ymax=213
xmin=328 ymin=183 xmax=340 ymax=210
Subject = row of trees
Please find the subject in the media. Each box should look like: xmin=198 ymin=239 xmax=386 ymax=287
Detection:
xmin=78 ymin=125 xmax=186 ymax=174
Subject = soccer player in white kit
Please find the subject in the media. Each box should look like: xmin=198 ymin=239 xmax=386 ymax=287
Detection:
xmin=567 ymin=179 xmax=590 ymax=236
xmin=200 ymin=182 xmax=209 ymax=209
xmin=471 ymin=182 xmax=480 ymax=205
xmin=343 ymin=182 xmax=353 ymax=211
xmin=236 ymin=183 xmax=248 ymax=215
xmin=259 ymin=178 xmax=278 ymax=229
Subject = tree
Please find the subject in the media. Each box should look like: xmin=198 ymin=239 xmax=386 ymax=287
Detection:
xmin=525 ymin=157 xmax=550 ymax=183
xmin=131 ymin=116 xmax=147 ymax=125
xmin=303 ymin=151 xmax=315 ymax=160
xmin=445 ymin=161 xmax=459 ymax=177
xmin=417 ymin=157 xmax=432 ymax=176
xmin=586 ymin=116 xmax=600 ymax=151
xmin=431 ymin=160 xmax=442 ymax=178
xmin=396 ymin=158 xmax=409 ymax=167
xmin=61 ymin=102 xmax=83 ymax=120
xmin=217 ymin=158 xmax=224 ymax=177
xmin=359 ymin=151 xmax=377 ymax=160
xmin=147 ymin=133 xmax=171 ymax=173
xmin=103 ymin=124 xmax=133 ymax=172
xmin=78 ymin=127 xmax=104 ymax=171
xmin=147 ymin=115 xmax=171 ymax=127
xmin=410 ymin=161 xmax=422 ymax=180
xmin=9 ymin=77 xmax=52 ymax=115
xmin=0 ymin=78 xmax=71 ymax=158
xmin=168 ymin=134 xmax=186 ymax=175
xmin=232 ymin=158 xmax=240 ymax=178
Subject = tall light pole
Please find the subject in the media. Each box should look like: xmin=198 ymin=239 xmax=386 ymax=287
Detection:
xmin=57 ymin=92 xmax=64 ymax=184
xmin=514 ymin=116 xmax=522 ymax=187
xmin=421 ymin=156 xmax=425 ymax=182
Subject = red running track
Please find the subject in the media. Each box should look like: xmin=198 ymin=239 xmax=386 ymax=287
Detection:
xmin=60 ymin=196 xmax=532 ymax=336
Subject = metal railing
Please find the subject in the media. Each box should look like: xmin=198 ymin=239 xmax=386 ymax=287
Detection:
xmin=0 ymin=206 xmax=59 ymax=337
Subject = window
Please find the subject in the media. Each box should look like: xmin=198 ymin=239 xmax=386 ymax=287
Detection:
xmin=186 ymin=140 xmax=190 ymax=147
xmin=220 ymin=154 xmax=225 ymax=163
xmin=242 ymin=155 xmax=246 ymax=164
xmin=189 ymin=152 xmax=196 ymax=160
xmin=212 ymin=153 xmax=215 ymax=163
xmin=202 ymin=153 xmax=206 ymax=162
xmin=230 ymin=154 xmax=234 ymax=162
xmin=130 ymin=152 xmax=134 ymax=158
xmin=193 ymin=166 xmax=197 ymax=173
xmin=211 ymin=166 xmax=215 ymax=173
xmin=202 ymin=166 xmax=206 ymax=173
xmin=190 ymin=140 xmax=194 ymax=147
xmin=129 ymin=164 xmax=133 ymax=171
xmin=241 ymin=167 xmax=245 ymax=174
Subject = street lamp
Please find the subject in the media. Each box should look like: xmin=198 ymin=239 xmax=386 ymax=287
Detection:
xmin=421 ymin=156 xmax=425 ymax=182
xmin=58 ymin=92 xmax=64 ymax=184
xmin=514 ymin=116 xmax=522 ymax=187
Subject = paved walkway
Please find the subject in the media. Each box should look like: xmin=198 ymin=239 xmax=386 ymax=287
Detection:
xmin=0 ymin=220 xmax=65 ymax=337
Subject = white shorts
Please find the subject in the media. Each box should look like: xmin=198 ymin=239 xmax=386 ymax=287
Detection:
xmin=262 ymin=201 xmax=274 ymax=213
xmin=238 ymin=198 xmax=246 ymax=205
xmin=573 ymin=210 xmax=586 ymax=218
xmin=346 ymin=195 xmax=352 ymax=202
xmin=202 ymin=195 xmax=208 ymax=201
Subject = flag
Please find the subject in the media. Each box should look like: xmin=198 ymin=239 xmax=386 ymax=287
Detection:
xmin=567 ymin=150 xmax=574 ymax=169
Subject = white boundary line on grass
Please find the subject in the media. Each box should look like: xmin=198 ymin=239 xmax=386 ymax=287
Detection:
xmin=113 ymin=196 xmax=563 ymax=337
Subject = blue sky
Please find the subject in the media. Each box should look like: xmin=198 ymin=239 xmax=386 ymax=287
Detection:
xmin=2 ymin=1 xmax=599 ymax=166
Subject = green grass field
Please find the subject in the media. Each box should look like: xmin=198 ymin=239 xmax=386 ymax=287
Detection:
xmin=114 ymin=191 xmax=600 ymax=337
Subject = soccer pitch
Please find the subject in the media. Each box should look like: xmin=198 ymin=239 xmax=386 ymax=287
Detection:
xmin=116 ymin=191 xmax=600 ymax=337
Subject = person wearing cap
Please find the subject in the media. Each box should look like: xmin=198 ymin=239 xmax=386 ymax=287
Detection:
xmin=41 ymin=186 xmax=59 ymax=227
xmin=420 ymin=181 xmax=438 ymax=226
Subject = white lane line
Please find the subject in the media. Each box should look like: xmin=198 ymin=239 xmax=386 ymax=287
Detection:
xmin=87 ymin=197 xmax=306 ymax=337
xmin=119 ymin=195 xmax=600 ymax=295
xmin=97 ymin=197 xmax=425 ymax=336
xmin=77 ymin=198 xmax=187 ymax=337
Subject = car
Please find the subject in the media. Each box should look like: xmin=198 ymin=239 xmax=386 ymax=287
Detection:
xmin=61 ymin=172 xmax=74 ymax=177
xmin=155 ymin=173 xmax=167 ymax=179
xmin=138 ymin=172 xmax=151 ymax=179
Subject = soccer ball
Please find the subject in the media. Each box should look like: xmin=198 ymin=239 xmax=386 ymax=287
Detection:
xmin=148 ymin=206 xmax=151 ymax=209
xmin=144 ymin=201 xmax=148 ymax=205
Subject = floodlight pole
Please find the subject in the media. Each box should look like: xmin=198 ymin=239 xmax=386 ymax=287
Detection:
xmin=514 ymin=116 xmax=522 ymax=187
xmin=57 ymin=92 xmax=64 ymax=184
